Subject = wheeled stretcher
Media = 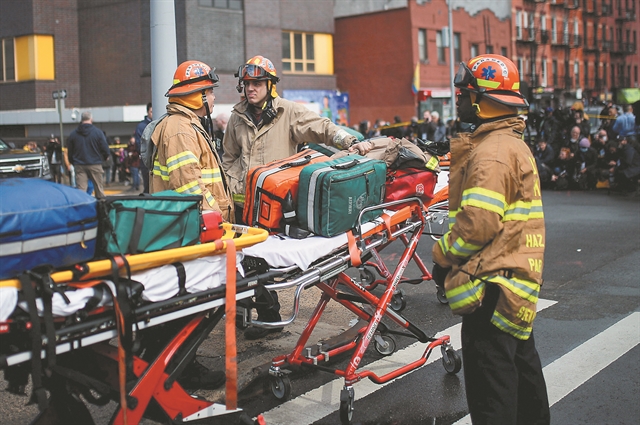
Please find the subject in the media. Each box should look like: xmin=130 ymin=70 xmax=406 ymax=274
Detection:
xmin=0 ymin=224 xmax=268 ymax=425
xmin=242 ymin=198 xmax=461 ymax=425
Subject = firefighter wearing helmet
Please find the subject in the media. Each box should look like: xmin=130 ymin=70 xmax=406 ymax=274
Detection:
xmin=222 ymin=55 xmax=373 ymax=340
xmin=142 ymin=60 xmax=234 ymax=392
xmin=432 ymin=54 xmax=550 ymax=423
xmin=150 ymin=60 xmax=234 ymax=221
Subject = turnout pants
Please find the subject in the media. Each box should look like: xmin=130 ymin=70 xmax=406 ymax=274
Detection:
xmin=461 ymin=284 xmax=550 ymax=425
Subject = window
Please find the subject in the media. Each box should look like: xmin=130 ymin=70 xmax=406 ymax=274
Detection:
xmin=486 ymin=45 xmax=494 ymax=54
xmin=634 ymin=65 xmax=638 ymax=86
xmin=517 ymin=58 xmax=524 ymax=78
xmin=501 ymin=47 xmax=508 ymax=57
xmin=436 ymin=31 xmax=445 ymax=63
xmin=418 ymin=29 xmax=428 ymax=62
xmin=470 ymin=44 xmax=479 ymax=59
xmin=454 ymin=33 xmax=461 ymax=63
xmin=516 ymin=10 xmax=523 ymax=39
xmin=198 ymin=0 xmax=243 ymax=10
xmin=574 ymin=61 xmax=580 ymax=87
xmin=553 ymin=60 xmax=558 ymax=85
xmin=584 ymin=60 xmax=589 ymax=87
xmin=282 ymin=31 xmax=333 ymax=74
xmin=611 ymin=64 xmax=615 ymax=87
xmin=552 ymin=17 xmax=557 ymax=43
xmin=2 ymin=35 xmax=54 ymax=82
xmin=541 ymin=60 xmax=548 ymax=87
xmin=541 ymin=14 xmax=547 ymax=31
xmin=603 ymin=63 xmax=607 ymax=87
xmin=1 ymin=37 xmax=15 ymax=82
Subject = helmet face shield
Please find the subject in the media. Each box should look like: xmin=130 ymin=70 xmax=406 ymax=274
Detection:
xmin=235 ymin=63 xmax=280 ymax=83
xmin=454 ymin=62 xmax=482 ymax=92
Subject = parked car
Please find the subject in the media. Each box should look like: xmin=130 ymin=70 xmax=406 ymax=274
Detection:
xmin=0 ymin=138 xmax=52 ymax=180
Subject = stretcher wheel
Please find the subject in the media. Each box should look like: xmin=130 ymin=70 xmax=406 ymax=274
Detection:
xmin=390 ymin=290 xmax=406 ymax=312
xmin=436 ymin=286 xmax=448 ymax=305
xmin=441 ymin=345 xmax=462 ymax=374
xmin=270 ymin=375 xmax=292 ymax=400
xmin=339 ymin=387 xmax=355 ymax=425
xmin=360 ymin=267 xmax=376 ymax=289
xmin=374 ymin=334 xmax=396 ymax=356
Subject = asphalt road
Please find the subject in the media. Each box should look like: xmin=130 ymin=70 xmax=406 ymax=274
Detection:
xmin=1 ymin=188 xmax=638 ymax=424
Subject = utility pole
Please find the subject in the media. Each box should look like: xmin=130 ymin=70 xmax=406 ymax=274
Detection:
xmin=150 ymin=0 xmax=178 ymax=117
xmin=448 ymin=0 xmax=456 ymax=121
xmin=52 ymin=89 xmax=67 ymax=148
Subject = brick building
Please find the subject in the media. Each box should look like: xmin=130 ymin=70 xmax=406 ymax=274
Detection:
xmin=0 ymin=0 xmax=339 ymax=140
xmin=335 ymin=0 xmax=639 ymax=125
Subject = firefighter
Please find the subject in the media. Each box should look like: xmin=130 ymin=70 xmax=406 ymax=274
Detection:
xmin=150 ymin=60 xmax=234 ymax=221
xmin=432 ymin=54 xmax=550 ymax=424
xmin=222 ymin=55 xmax=372 ymax=339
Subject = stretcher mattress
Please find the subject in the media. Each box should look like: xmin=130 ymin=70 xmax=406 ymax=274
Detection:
xmin=243 ymin=212 xmax=393 ymax=270
xmin=0 ymin=253 xmax=244 ymax=321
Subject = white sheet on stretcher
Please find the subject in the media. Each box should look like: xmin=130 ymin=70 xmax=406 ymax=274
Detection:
xmin=242 ymin=213 xmax=393 ymax=271
xmin=0 ymin=253 xmax=243 ymax=321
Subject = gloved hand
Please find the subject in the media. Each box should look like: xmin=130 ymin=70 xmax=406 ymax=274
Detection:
xmin=431 ymin=263 xmax=451 ymax=289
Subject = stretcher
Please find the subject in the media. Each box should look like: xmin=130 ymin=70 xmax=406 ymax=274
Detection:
xmin=243 ymin=198 xmax=461 ymax=425
xmin=0 ymin=223 xmax=268 ymax=425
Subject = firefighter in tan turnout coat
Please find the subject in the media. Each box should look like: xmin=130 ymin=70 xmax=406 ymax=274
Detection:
xmin=432 ymin=54 xmax=550 ymax=424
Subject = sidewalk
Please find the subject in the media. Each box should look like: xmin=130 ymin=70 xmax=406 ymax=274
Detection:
xmin=99 ymin=180 xmax=358 ymax=402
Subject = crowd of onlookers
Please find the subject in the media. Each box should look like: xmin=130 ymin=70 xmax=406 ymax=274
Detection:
xmin=532 ymin=100 xmax=640 ymax=194
xmin=351 ymin=100 xmax=640 ymax=195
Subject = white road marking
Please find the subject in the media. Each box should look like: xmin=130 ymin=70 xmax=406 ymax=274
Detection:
xmin=453 ymin=311 xmax=640 ymax=425
xmin=261 ymin=299 xmax=558 ymax=425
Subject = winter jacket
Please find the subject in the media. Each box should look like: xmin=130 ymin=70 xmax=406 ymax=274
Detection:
xmin=222 ymin=96 xmax=357 ymax=197
xmin=432 ymin=117 xmax=545 ymax=340
xmin=150 ymin=103 xmax=234 ymax=221
xmin=67 ymin=123 xmax=110 ymax=165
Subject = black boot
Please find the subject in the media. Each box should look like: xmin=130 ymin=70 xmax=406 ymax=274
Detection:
xmin=177 ymin=359 xmax=226 ymax=390
xmin=244 ymin=290 xmax=283 ymax=340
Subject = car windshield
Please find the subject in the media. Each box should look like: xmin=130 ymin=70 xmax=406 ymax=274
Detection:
xmin=0 ymin=139 xmax=8 ymax=150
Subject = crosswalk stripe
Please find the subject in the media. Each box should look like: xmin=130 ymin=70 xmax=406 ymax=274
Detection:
xmin=261 ymin=299 xmax=557 ymax=425
xmin=453 ymin=311 xmax=640 ymax=424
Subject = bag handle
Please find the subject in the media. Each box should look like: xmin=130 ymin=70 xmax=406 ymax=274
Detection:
xmin=331 ymin=158 xmax=360 ymax=170
xmin=128 ymin=207 xmax=145 ymax=254
xmin=280 ymin=154 xmax=312 ymax=169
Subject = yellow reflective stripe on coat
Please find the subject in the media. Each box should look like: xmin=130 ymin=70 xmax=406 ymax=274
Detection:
xmin=461 ymin=187 xmax=506 ymax=216
xmin=153 ymin=161 xmax=170 ymax=181
xmin=449 ymin=209 xmax=458 ymax=229
xmin=503 ymin=199 xmax=544 ymax=221
xmin=426 ymin=156 xmax=439 ymax=171
xmin=438 ymin=231 xmax=451 ymax=256
xmin=492 ymin=275 xmax=540 ymax=303
xmin=204 ymin=192 xmax=215 ymax=207
xmin=200 ymin=167 xmax=223 ymax=184
xmin=449 ymin=236 xmax=483 ymax=258
xmin=175 ymin=180 xmax=202 ymax=195
xmin=166 ymin=151 xmax=198 ymax=173
xmin=491 ymin=310 xmax=532 ymax=340
xmin=446 ymin=279 xmax=485 ymax=311
xmin=233 ymin=193 xmax=245 ymax=203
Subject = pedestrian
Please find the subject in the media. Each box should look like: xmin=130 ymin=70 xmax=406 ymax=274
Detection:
xmin=66 ymin=111 xmax=110 ymax=198
xmin=45 ymin=135 xmax=63 ymax=183
xmin=612 ymin=104 xmax=637 ymax=144
xmin=125 ymin=136 xmax=140 ymax=192
xmin=222 ymin=55 xmax=372 ymax=339
xmin=213 ymin=112 xmax=229 ymax=158
xmin=134 ymin=102 xmax=152 ymax=193
xmin=430 ymin=111 xmax=447 ymax=143
xmin=431 ymin=54 xmax=550 ymax=424
xmin=419 ymin=110 xmax=433 ymax=141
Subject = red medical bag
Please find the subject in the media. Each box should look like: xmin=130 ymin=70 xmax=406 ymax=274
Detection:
xmin=384 ymin=168 xmax=437 ymax=206
xmin=200 ymin=210 xmax=224 ymax=243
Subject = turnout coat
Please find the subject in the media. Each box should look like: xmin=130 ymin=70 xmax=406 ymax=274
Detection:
xmin=432 ymin=117 xmax=545 ymax=340
xmin=222 ymin=96 xmax=355 ymax=198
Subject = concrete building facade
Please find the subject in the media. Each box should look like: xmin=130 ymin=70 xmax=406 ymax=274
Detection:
xmin=0 ymin=0 xmax=339 ymax=143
